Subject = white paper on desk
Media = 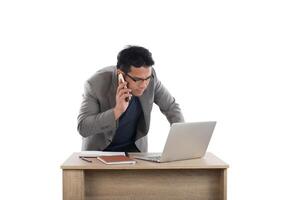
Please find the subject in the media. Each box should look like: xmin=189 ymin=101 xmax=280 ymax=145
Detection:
xmin=78 ymin=151 xmax=125 ymax=157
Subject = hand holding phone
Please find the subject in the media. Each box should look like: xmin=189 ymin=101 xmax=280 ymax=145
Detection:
xmin=118 ymin=73 xmax=130 ymax=102
xmin=113 ymin=71 xmax=132 ymax=120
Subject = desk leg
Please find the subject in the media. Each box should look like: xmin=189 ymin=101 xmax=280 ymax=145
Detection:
xmin=220 ymin=169 xmax=227 ymax=200
xmin=63 ymin=169 xmax=85 ymax=200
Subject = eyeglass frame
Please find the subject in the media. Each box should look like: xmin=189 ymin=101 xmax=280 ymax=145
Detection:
xmin=125 ymin=73 xmax=153 ymax=85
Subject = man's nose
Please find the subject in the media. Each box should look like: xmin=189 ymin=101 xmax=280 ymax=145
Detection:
xmin=139 ymin=80 xmax=148 ymax=88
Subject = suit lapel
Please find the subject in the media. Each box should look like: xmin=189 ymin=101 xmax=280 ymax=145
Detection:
xmin=138 ymin=93 xmax=150 ymax=132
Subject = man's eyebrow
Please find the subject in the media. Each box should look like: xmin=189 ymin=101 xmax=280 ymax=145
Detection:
xmin=137 ymin=75 xmax=152 ymax=78
xmin=129 ymin=74 xmax=152 ymax=79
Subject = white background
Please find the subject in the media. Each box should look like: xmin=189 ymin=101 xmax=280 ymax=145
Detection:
xmin=0 ymin=0 xmax=300 ymax=199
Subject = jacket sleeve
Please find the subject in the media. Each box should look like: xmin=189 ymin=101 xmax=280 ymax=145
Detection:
xmin=154 ymin=75 xmax=185 ymax=124
xmin=77 ymin=81 xmax=117 ymax=140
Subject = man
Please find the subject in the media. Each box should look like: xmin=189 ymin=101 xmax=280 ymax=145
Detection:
xmin=77 ymin=46 xmax=184 ymax=152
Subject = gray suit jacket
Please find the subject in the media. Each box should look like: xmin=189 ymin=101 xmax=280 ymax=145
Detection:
xmin=77 ymin=66 xmax=184 ymax=152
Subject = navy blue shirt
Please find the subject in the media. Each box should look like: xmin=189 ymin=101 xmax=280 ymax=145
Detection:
xmin=105 ymin=96 xmax=142 ymax=151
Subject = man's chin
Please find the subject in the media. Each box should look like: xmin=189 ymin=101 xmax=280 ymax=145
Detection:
xmin=132 ymin=90 xmax=144 ymax=96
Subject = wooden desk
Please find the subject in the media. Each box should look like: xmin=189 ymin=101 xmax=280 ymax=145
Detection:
xmin=61 ymin=152 xmax=228 ymax=200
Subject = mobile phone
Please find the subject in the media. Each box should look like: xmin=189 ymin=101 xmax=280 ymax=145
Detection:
xmin=118 ymin=73 xmax=130 ymax=102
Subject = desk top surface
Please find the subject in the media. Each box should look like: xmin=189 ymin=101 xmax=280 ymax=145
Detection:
xmin=61 ymin=152 xmax=229 ymax=170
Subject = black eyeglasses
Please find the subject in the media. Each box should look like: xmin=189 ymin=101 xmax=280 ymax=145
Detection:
xmin=125 ymin=73 xmax=153 ymax=85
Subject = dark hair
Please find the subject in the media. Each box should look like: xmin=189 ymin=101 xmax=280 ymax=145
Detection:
xmin=116 ymin=45 xmax=155 ymax=73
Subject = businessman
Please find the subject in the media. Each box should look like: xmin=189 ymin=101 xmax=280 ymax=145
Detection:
xmin=77 ymin=46 xmax=184 ymax=152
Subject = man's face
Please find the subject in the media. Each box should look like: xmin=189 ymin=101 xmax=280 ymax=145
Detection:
xmin=124 ymin=66 xmax=152 ymax=96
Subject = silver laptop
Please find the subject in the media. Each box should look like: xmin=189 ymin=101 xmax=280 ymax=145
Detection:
xmin=135 ymin=121 xmax=216 ymax=163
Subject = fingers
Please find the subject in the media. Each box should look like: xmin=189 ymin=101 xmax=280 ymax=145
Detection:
xmin=117 ymin=82 xmax=128 ymax=94
xmin=116 ymin=82 xmax=132 ymax=102
xmin=119 ymin=92 xmax=132 ymax=101
xmin=117 ymin=88 xmax=131 ymax=98
xmin=115 ymin=82 xmax=131 ymax=113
